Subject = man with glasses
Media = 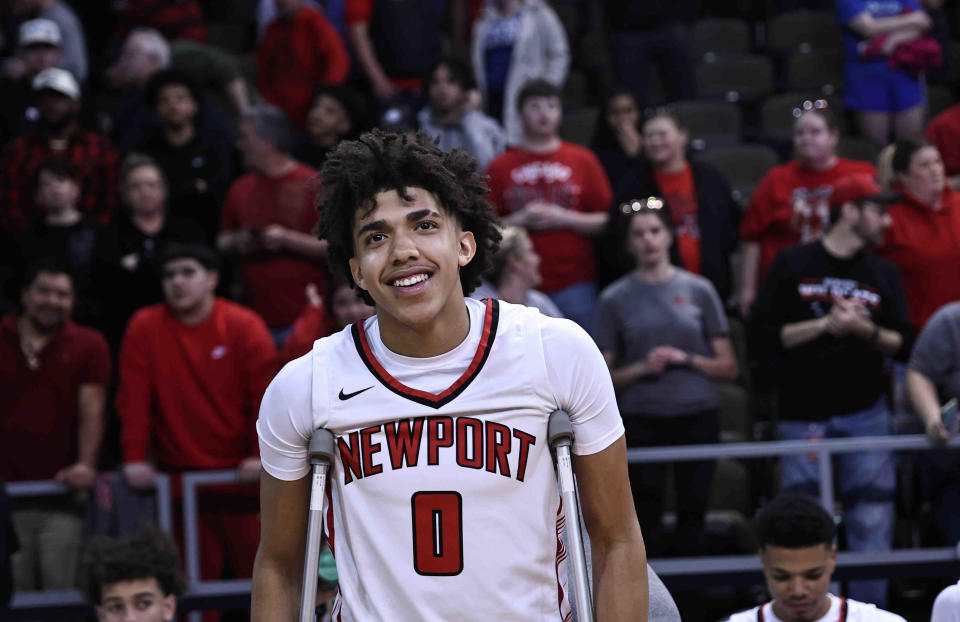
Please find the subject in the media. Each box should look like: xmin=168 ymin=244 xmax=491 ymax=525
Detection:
xmin=751 ymin=174 xmax=913 ymax=608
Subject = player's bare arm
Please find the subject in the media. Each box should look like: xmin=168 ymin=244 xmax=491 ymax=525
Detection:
xmin=251 ymin=471 xmax=310 ymax=622
xmin=575 ymin=435 xmax=648 ymax=621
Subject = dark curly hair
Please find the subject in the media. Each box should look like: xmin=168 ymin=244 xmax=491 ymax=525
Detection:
xmin=755 ymin=493 xmax=836 ymax=551
xmin=80 ymin=526 xmax=186 ymax=605
xmin=317 ymin=129 xmax=501 ymax=305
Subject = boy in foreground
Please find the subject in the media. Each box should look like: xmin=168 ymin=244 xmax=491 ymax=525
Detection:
xmin=253 ymin=130 xmax=648 ymax=620
xmin=725 ymin=494 xmax=905 ymax=622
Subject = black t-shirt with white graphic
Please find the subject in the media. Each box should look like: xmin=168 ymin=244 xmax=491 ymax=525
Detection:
xmin=753 ymin=241 xmax=913 ymax=421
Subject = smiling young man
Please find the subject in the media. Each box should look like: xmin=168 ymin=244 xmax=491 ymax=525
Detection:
xmin=253 ymin=129 xmax=648 ymax=621
xmin=115 ymin=243 xmax=277 ymax=589
xmin=82 ymin=527 xmax=185 ymax=622
xmin=725 ymin=494 xmax=905 ymax=622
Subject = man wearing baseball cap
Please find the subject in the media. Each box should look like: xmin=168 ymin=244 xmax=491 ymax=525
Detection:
xmin=751 ymin=173 xmax=913 ymax=608
xmin=0 ymin=65 xmax=118 ymax=233
xmin=0 ymin=19 xmax=64 ymax=143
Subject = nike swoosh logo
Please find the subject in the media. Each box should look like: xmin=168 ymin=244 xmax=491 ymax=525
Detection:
xmin=338 ymin=386 xmax=374 ymax=400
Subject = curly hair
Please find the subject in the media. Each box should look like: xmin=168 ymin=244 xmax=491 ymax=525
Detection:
xmin=317 ymin=129 xmax=501 ymax=305
xmin=80 ymin=526 xmax=186 ymax=605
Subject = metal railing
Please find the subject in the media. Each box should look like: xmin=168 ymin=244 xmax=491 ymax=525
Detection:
xmin=6 ymin=475 xmax=172 ymax=620
xmin=627 ymin=434 xmax=960 ymax=586
xmin=180 ymin=470 xmax=256 ymax=622
xmin=7 ymin=434 xmax=960 ymax=616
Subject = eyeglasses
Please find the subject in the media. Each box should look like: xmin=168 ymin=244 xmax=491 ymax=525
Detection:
xmin=620 ymin=196 xmax=664 ymax=214
xmin=793 ymin=99 xmax=828 ymax=118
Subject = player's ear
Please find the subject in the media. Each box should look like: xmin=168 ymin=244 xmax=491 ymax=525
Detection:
xmin=348 ymin=257 xmax=367 ymax=291
xmin=457 ymin=230 xmax=476 ymax=267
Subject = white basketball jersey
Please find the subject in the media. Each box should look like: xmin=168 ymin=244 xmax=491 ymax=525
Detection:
xmin=259 ymin=298 xmax=624 ymax=622
xmin=725 ymin=595 xmax=907 ymax=622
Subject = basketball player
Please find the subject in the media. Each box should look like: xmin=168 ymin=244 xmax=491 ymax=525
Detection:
xmin=252 ymin=130 xmax=648 ymax=621
xmin=724 ymin=493 xmax=905 ymax=622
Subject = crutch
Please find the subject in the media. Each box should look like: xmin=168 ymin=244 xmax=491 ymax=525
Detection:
xmin=299 ymin=428 xmax=336 ymax=622
xmin=549 ymin=409 xmax=594 ymax=622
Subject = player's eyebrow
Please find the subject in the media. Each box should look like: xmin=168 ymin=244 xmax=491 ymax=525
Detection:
xmin=406 ymin=209 xmax=442 ymax=222
xmin=356 ymin=219 xmax=388 ymax=238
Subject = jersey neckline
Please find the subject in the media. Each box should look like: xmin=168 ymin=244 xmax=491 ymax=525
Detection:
xmin=350 ymin=298 xmax=500 ymax=409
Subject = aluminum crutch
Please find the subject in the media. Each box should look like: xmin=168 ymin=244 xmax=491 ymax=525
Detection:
xmin=549 ymin=409 xmax=594 ymax=622
xmin=299 ymin=428 xmax=336 ymax=622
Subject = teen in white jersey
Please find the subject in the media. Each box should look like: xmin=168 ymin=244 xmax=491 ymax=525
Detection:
xmin=252 ymin=130 xmax=648 ymax=621
xmin=725 ymin=494 xmax=905 ymax=622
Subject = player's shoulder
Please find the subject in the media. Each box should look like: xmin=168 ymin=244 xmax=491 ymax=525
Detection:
xmin=845 ymin=599 xmax=907 ymax=621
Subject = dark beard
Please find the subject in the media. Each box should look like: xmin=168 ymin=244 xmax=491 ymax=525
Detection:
xmin=39 ymin=111 xmax=76 ymax=135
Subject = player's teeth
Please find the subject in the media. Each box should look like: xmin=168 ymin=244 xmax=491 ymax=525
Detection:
xmin=393 ymin=274 xmax=428 ymax=287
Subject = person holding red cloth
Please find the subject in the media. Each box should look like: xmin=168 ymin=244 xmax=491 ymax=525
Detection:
xmin=739 ymin=102 xmax=876 ymax=316
xmin=115 ymin=243 xmax=277 ymax=592
xmin=257 ymin=0 xmax=349 ymax=130
xmin=877 ymin=140 xmax=960 ymax=330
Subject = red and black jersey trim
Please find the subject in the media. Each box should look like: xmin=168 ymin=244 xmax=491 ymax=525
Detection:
xmin=757 ymin=597 xmax=846 ymax=621
xmin=351 ymin=298 xmax=500 ymax=409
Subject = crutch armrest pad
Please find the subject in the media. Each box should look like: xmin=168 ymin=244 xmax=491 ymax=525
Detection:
xmin=547 ymin=409 xmax=574 ymax=447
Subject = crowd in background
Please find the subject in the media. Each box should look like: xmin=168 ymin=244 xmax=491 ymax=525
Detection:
xmin=2 ymin=0 xmax=960 ymax=619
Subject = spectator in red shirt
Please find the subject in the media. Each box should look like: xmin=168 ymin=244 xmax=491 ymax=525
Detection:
xmin=924 ymin=103 xmax=960 ymax=191
xmin=218 ymin=106 xmax=329 ymax=344
xmin=877 ymin=140 xmax=960 ymax=330
xmin=109 ymin=0 xmax=208 ymax=46
xmin=739 ymin=102 xmax=876 ymax=316
xmin=115 ymin=243 xmax=277 ymax=587
xmin=279 ymin=278 xmax=375 ymax=363
xmin=258 ymin=0 xmax=350 ymax=131
xmin=485 ymin=79 xmax=611 ymax=329
xmin=345 ymin=0 xmax=442 ymax=102
xmin=0 ymin=68 xmax=119 ymax=234
xmin=0 ymin=261 xmax=110 ymax=592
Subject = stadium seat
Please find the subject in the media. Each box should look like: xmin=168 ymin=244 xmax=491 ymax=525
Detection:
xmin=760 ymin=92 xmax=845 ymax=143
xmin=563 ymin=69 xmax=589 ymax=110
xmin=837 ymin=137 xmax=881 ymax=163
xmin=765 ymin=10 xmax=842 ymax=55
xmin=695 ymin=54 xmax=775 ymax=103
xmin=948 ymin=40 xmax=960 ymax=85
xmin=785 ymin=48 xmax=845 ymax=94
xmin=673 ymin=100 xmax=742 ymax=150
xmin=693 ymin=18 xmax=752 ymax=58
xmin=927 ymin=84 xmax=954 ymax=120
xmin=696 ymin=144 xmax=780 ymax=204
xmin=559 ymin=107 xmax=598 ymax=147
xmin=717 ymin=381 xmax=751 ymax=443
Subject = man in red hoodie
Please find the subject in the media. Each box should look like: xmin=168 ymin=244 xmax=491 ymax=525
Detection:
xmin=116 ymin=242 xmax=277 ymax=585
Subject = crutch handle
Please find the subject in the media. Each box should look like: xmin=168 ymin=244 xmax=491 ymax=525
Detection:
xmin=308 ymin=428 xmax=336 ymax=465
xmin=548 ymin=409 xmax=574 ymax=448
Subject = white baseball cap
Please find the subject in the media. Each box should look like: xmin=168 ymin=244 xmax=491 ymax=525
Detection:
xmin=19 ymin=18 xmax=62 ymax=48
xmin=32 ymin=67 xmax=80 ymax=100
